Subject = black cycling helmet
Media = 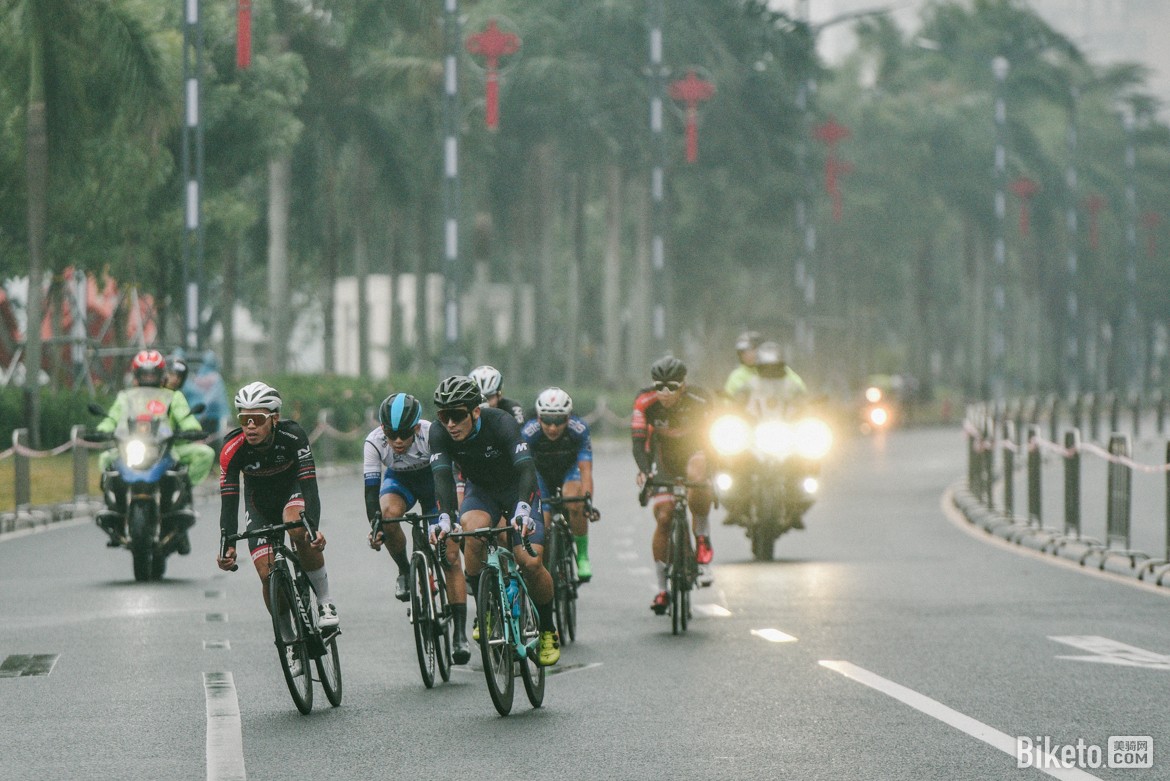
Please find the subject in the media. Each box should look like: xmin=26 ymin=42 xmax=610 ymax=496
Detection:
xmin=434 ymin=375 xmax=482 ymax=410
xmin=378 ymin=393 xmax=423 ymax=438
xmin=735 ymin=330 xmax=763 ymax=352
xmin=650 ymin=355 xmax=687 ymax=384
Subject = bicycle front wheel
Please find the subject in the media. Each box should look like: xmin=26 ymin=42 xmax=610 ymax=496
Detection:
xmin=410 ymin=553 xmax=437 ymax=689
xmin=670 ymin=516 xmax=689 ymax=636
xmin=433 ymin=561 xmax=453 ymax=683
xmin=519 ymin=588 xmax=545 ymax=708
xmin=315 ymin=624 xmax=343 ymax=707
xmin=477 ymin=568 xmax=514 ymax=715
xmin=269 ymin=567 xmax=313 ymax=714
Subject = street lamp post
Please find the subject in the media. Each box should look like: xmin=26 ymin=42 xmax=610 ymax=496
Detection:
xmin=182 ymin=0 xmax=205 ymax=352
xmin=991 ymin=55 xmax=1009 ymax=405
xmin=439 ymin=0 xmax=465 ymax=378
xmin=1121 ymin=105 xmax=1140 ymax=396
xmin=647 ymin=0 xmax=667 ymax=354
xmin=1064 ymin=86 xmax=1080 ymax=396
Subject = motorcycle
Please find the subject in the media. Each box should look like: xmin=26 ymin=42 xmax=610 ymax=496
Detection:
xmin=709 ymin=406 xmax=832 ymax=561
xmin=860 ymin=384 xmax=894 ymax=434
xmin=86 ymin=397 xmax=206 ymax=581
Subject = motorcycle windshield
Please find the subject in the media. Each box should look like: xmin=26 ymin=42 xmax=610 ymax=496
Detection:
xmin=113 ymin=388 xmax=174 ymax=440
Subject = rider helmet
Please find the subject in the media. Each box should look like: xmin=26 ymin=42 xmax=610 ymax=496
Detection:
xmin=535 ymin=387 xmax=573 ymax=420
xmin=131 ymin=349 xmax=166 ymax=387
xmin=434 ymin=375 xmax=483 ymax=410
xmin=469 ymin=365 xmax=503 ymax=397
xmin=735 ymin=330 xmax=763 ymax=353
xmin=166 ymin=355 xmax=189 ymax=387
xmin=378 ymin=393 xmax=423 ymax=438
xmin=756 ymin=341 xmax=788 ymax=379
xmin=650 ymin=355 xmax=687 ymax=384
xmin=234 ymin=381 xmax=283 ymax=412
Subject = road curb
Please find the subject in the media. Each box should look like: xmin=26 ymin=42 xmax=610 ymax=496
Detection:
xmin=945 ymin=480 xmax=1170 ymax=598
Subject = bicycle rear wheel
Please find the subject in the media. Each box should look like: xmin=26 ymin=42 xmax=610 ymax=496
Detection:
xmin=269 ymin=567 xmax=313 ymax=714
xmin=410 ymin=553 xmax=437 ymax=689
xmin=315 ymin=624 xmax=343 ymax=707
xmin=433 ymin=562 xmax=453 ymax=683
xmin=519 ymin=589 xmax=545 ymax=708
xmin=477 ymin=568 xmax=514 ymax=715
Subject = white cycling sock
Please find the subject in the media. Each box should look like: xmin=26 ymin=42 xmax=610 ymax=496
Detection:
xmin=693 ymin=516 xmax=710 ymax=538
xmin=655 ymin=561 xmax=668 ymax=592
xmin=307 ymin=567 xmax=332 ymax=603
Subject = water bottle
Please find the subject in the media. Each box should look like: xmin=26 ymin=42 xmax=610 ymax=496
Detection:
xmin=506 ymin=578 xmax=520 ymax=618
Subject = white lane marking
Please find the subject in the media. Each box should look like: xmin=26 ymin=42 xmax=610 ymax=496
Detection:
xmin=752 ymin=628 xmax=797 ymax=643
xmin=204 ymin=672 xmax=246 ymax=781
xmin=204 ymin=640 xmax=231 ymax=650
xmin=692 ymin=603 xmax=732 ymax=617
xmin=819 ymin=661 xmax=1104 ymax=781
xmin=628 ymin=566 xmax=653 ymax=577
xmin=1049 ymin=636 xmax=1170 ymax=670
xmin=616 ymin=551 xmax=639 ymax=562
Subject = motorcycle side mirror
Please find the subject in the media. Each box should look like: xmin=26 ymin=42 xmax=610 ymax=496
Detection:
xmin=87 ymin=402 xmax=106 ymax=416
xmin=189 ymin=402 xmax=207 ymax=415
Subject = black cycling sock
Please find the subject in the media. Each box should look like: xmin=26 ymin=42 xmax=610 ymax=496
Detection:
xmin=452 ymin=603 xmax=467 ymax=636
xmin=390 ymin=548 xmax=409 ymax=574
xmin=536 ymin=600 xmax=556 ymax=634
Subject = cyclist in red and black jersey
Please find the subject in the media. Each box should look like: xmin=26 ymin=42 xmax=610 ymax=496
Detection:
xmin=216 ymin=382 xmax=340 ymax=632
xmin=632 ymin=356 xmax=715 ymax=614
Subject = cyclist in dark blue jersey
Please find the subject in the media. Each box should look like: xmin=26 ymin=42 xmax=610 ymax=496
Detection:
xmin=427 ymin=375 xmax=561 ymax=667
xmin=522 ymin=387 xmax=596 ymax=581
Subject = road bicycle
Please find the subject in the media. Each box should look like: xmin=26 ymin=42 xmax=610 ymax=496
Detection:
xmin=541 ymin=491 xmax=598 ymax=644
xmin=374 ymin=511 xmax=453 ymax=689
xmin=221 ymin=514 xmax=342 ymax=714
xmin=643 ymin=477 xmax=709 ymax=635
xmin=447 ymin=524 xmax=544 ymax=715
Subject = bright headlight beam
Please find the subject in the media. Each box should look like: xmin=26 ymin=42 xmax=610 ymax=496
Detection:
xmin=794 ymin=418 xmax=833 ymax=460
xmin=126 ymin=439 xmax=147 ymax=468
xmin=710 ymin=415 xmax=751 ymax=456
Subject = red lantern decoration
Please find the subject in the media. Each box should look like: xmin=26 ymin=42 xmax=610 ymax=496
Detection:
xmin=236 ymin=0 xmax=252 ymax=70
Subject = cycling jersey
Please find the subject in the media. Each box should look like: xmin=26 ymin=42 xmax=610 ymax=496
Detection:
xmin=219 ymin=420 xmax=322 ymax=536
xmin=495 ymin=396 xmax=526 ymax=425
xmin=362 ymin=421 xmax=435 ymax=518
xmin=429 ymin=407 xmax=538 ymax=518
xmin=521 ymin=415 xmax=592 ymax=490
xmin=631 ymin=386 xmax=713 ymax=478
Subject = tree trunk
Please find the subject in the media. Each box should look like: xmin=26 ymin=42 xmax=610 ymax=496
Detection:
xmin=567 ymin=171 xmax=585 ymax=386
xmin=535 ymin=143 xmax=557 ymax=379
xmin=222 ymin=237 xmax=239 ymax=381
xmin=322 ymin=158 xmax=339 ymax=374
xmin=628 ymin=182 xmax=651 ymax=382
xmin=267 ymin=154 xmax=291 ymax=374
xmin=603 ymin=164 xmax=623 ymax=389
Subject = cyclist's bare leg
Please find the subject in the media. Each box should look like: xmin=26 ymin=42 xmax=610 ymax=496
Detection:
xmin=516 ymin=543 xmax=552 ymax=604
xmin=685 ymin=451 xmax=712 ymax=536
xmin=563 ymin=479 xmax=587 ymax=536
xmin=651 ymin=497 xmax=673 ymax=563
xmin=377 ymin=494 xmax=410 ymax=564
xmin=458 ymin=508 xmax=492 ymax=582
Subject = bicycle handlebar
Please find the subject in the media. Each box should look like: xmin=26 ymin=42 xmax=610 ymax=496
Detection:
xmin=447 ymin=524 xmax=537 ymax=558
xmin=220 ymin=513 xmax=317 ymax=572
xmin=543 ymin=491 xmax=601 ymax=522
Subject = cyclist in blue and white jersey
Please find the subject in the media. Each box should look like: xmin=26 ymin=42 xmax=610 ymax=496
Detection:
xmin=364 ymin=392 xmax=469 ymax=664
xmin=522 ymin=387 xmax=596 ymax=582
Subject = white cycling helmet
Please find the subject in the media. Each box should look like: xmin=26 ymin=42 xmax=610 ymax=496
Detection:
xmin=470 ymin=365 xmax=503 ymax=397
xmin=234 ymin=381 xmax=283 ymax=412
xmin=535 ymin=387 xmax=573 ymax=418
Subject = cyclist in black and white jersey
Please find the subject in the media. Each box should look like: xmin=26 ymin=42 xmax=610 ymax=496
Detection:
xmin=427 ymin=375 xmax=561 ymax=666
xmin=363 ymin=392 xmax=470 ymax=664
xmin=470 ymin=364 xmax=526 ymax=425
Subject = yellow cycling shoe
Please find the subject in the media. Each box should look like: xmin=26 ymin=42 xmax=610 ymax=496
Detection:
xmin=472 ymin=617 xmax=480 ymax=642
xmin=537 ymin=630 xmax=560 ymax=667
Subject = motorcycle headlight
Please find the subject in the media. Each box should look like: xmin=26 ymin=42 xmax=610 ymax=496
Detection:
xmin=710 ymin=414 xmax=752 ymax=457
xmin=125 ymin=439 xmax=148 ymax=468
xmin=868 ymin=405 xmax=889 ymax=427
xmin=794 ymin=418 xmax=833 ymax=460
xmin=715 ymin=472 xmax=734 ymax=492
xmin=755 ymin=419 xmax=795 ymax=458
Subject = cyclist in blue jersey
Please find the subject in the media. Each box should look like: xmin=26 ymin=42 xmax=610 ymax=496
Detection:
xmin=427 ymin=375 xmax=561 ymax=666
xmin=522 ymin=387 xmax=596 ymax=581
xmin=364 ymin=392 xmax=470 ymax=663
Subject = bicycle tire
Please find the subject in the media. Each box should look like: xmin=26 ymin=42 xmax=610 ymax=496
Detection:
xmin=548 ymin=523 xmax=570 ymax=645
xmin=270 ymin=565 xmax=313 ymax=714
xmin=434 ymin=560 xmax=453 ymax=683
xmin=477 ymin=568 xmax=514 ymax=715
xmin=315 ymin=626 xmax=343 ymax=707
xmin=560 ymin=528 xmax=578 ymax=643
xmin=519 ymin=588 xmax=545 ymax=708
xmin=410 ymin=552 xmax=437 ymax=689
xmin=670 ymin=513 xmax=688 ymax=636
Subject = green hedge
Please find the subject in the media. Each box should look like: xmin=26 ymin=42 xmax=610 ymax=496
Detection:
xmin=0 ymin=388 xmax=118 ymax=449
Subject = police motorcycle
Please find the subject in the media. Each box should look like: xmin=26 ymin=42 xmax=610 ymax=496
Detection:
xmin=85 ymin=397 xmax=206 ymax=581
xmin=710 ymin=358 xmax=832 ymax=561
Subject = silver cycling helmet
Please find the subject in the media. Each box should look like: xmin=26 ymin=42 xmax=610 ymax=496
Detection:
xmin=234 ymin=381 xmax=283 ymax=411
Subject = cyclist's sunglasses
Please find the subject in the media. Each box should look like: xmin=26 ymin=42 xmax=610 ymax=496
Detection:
xmin=654 ymin=380 xmax=683 ymax=392
xmin=437 ymin=407 xmax=472 ymax=425
xmin=539 ymin=415 xmax=569 ymax=426
xmin=382 ymin=425 xmax=415 ymax=441
xmin=238 ymin=412 xmax=275 ymax=428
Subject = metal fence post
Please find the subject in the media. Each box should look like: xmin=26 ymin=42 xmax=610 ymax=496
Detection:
xmin=70 ymin=425 xmax=88 ymax=502
xmin=982 ymin=416 xmax=995 ymax=506
xmin=1072 ymin=393 xmax=1084 ymax=433
xmin=13 ymin=428 xmax=30 ymax=513
xmin=1089 ymin=392 xmax=1100 ymax=442
xmin=1105 ymin=433 xmax=1132 ymax=550
xmin=1109 ymin=392 xmax=1120 ymax=436
xmin=1157 ymin=391 xmax=1166 ymax=437
xmin=1064 ymin=429 xmax=1080 ymax=539
xmin=1048 ymin=395 xmax=1061 ymax=443
xmin=1027 ymin=425 xmax=1041 ymax=527
xmin=1131 ymin=392 xmax=1141 ymax=441
xmin=1002 ymin=420 xmax=1015 ymax=519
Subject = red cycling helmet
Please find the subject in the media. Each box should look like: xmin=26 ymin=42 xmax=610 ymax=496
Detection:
xmin=131 ymin=349 xmax=166 ymax=387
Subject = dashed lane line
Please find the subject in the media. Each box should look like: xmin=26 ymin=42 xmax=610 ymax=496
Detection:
xmin=203 ymin=672 xmax=246 ymax=781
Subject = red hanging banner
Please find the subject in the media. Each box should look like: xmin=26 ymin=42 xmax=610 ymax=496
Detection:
xmin=237 ymin=0 xmax=253 ymax=70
